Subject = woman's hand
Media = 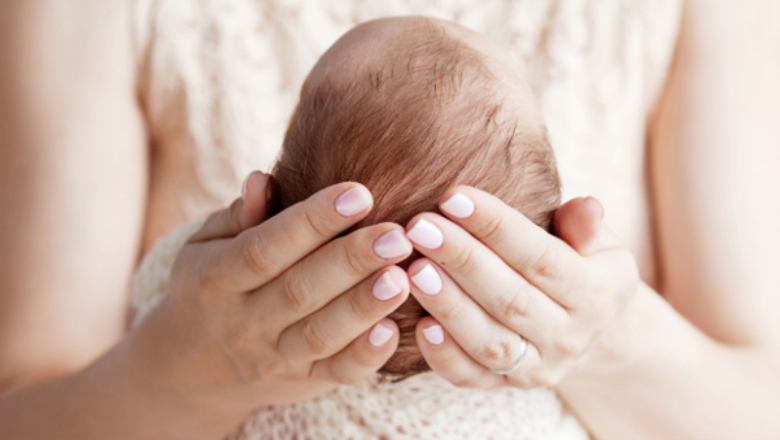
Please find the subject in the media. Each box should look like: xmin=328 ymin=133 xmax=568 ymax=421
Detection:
xmin=130 ymin=174 xmax=413 ymax=427
xmin=402 ymin=186 xmax=639 ymax=389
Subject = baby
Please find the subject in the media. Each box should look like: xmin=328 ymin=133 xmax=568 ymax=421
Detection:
xmin=267 ymin=17 xmax=561 ymax=380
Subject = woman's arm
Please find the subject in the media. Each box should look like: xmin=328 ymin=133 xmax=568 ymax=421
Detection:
xmin=557 ymin=0 xmax=780 ymax=438
xmin=651 ymin=0 xmax=780 ymax=352
xmin=0 ymin=0 xmax=147 ymax=392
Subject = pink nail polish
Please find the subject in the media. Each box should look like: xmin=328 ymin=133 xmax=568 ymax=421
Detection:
xmin=335 ymin=187 xmax=373 ymax=217
xmin=406 ymin=219 xmax=444 ymax=249
xmin=369 ymin=323 xmax=394 ymax=347
xmin=585 ymin=196 xmax=605 ymax=220
xmin=373 ymin=272 xmax=402 ymax=300
xmin=373 ymin=230 xmax=412 ymax=259
xmin=441 ymin=193 xmax=475 ymax=218
xmin=411 ymin=263 xmax=442 ymax=295
xmin=241 ymin=174 xmax=250 ymax=201
xmin=423 ymin=325 xmax=444 ymax=345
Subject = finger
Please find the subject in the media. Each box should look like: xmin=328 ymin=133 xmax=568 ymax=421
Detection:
xmin=310 ymin=318 xmax=399 ymax=386
xmin=437 ymin=186 xmax=584 ymax=304
xmin=417 ymin=316 xmax=548 ymax=390
xmin=406 ymin=259 xmax=528 ymax=373
xmin=249 ymin=223 xmax=412 ymax=332
xmin=189 ymin=171 xmax=271 ymax=243
xmin=277 ymin=266 xmax=409 ymax=362
xmin=201 ymin=182 xmax=374 ymax=293
xmin=405 ymin=213 xmax=568 ymax=335
xmin=416 ymin=317 xmax=504 ymax=389
xmin=553 ymin=196 xmax=622 ymax=256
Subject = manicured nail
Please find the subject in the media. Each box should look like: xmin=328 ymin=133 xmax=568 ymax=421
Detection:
xmin=373 ymin=272 xmax=402 ymax=300
xmin=422 ymin=324 xmax=444 ymax=345
xmin=411 ymin=263 xmax=442 ymax=295
xmin=406 ymin=219 xmax=443 ymax=249
xmin=373 ymin=230 xmax=412 ymax=259
xmin=369 ymin=323 xmax=394 ymax=347
xmin=335 ymin=186 xmax=372 ymax=217
xmin=241 ymin=173 xmax=251 ymax=201
xmin=441 ymin=193 xmax=474 ymax=218
xmin=585 ymin=196 xmax=605 ymax=220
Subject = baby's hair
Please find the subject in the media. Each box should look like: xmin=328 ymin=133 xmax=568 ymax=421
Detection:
xmin=269 ymin=18 xmax=561 ymax=380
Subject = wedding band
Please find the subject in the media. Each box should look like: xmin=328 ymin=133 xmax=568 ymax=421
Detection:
xmin=489 ymin=336 xmax=528 ymax=375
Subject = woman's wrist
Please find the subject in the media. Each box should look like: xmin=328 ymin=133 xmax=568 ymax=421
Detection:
xmin=0 ymin=327 xmax=226 ymax=440
xmin=115 ymin=298 xmax=257 ymax=439
xmin=557 ymin=282 xmax=685 ymax=384
xmin=555 ymin=280 xmax=780 ymax=440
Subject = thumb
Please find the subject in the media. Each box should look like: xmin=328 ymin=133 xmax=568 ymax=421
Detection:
xmin=553 ymin=196 xmax=621 ymax=256
xmin=240 ymin=171 xmax=272 ymax=228
xmin=188 ymin=171 xmax=271 ymax=243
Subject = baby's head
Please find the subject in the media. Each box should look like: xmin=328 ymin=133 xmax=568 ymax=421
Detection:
xmin=268 ymin=17 xmax=561 ymax=380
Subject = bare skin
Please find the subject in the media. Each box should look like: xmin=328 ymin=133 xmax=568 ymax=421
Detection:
xmin=0 ymin=3 xmax=778 ymax=440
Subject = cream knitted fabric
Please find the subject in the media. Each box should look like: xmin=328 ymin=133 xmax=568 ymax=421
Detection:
xmin=131 ymin=219 xmax=589 ymax=440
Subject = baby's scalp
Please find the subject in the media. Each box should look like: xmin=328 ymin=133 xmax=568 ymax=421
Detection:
xmin=269 ymin=16 xmax=561 ymax=380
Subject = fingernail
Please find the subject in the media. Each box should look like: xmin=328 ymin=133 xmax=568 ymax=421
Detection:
xmin=411 ymin=263 xmax=442 ymax=295
xmin=335 ymin=186 xmax=373 ymax=217
xmin=369 ymin=323 xmax=394 ymax=347
xmin=585 ymin=196 xmax=605 ymax=220
xmin=241 ymin=173 xmax=251 ymax=201
xmin=422 ymin=324 xmax=444 ymax=345
xmin=373 ymin=230 xmax=412 ymax=259
xmin=441 ymin=193 xmax=474 ymax=218
xmin=373 ymin=272 xmax=402 ymax=300
xmin=406 ymin=219 xmax=443 ymax=249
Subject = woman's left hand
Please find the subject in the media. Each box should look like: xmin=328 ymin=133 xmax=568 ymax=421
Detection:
xmin=404 ymin=186 xmax=639 ymax=389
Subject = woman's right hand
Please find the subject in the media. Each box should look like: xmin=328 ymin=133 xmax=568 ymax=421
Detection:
xmin=130 ymin=173 xmax=413 ymax=421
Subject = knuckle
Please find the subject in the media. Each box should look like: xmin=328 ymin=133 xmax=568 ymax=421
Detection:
xmin=300 ymin=318 xmax=330 ymax=357
xmin=475 ymin=213 xmax=506 ymax=243
xmin=436 ymin=297 xmax=466 ymax=321
xmin=346 ymin=291 xmax=377 ymax=323
xmin=525 ymin=246 xmax=563 ymax=283
xmin=192 ymin=249 xmax=230 ymax=296
xmin=445 ymin=246 xmax=477 ymax=275
xmin=553 ymin=337 xmax=584 ymax=358
xmin=302 ymin=203 xmax=334 ymax=240
xmin=348 ymin=341 xmax=384 ymax=370
xmin=479 ymin=336 xmax=515 ymax=368
xmin=501 ymin=288 xmax=532 ymax=326
xmin=280 ymin=273 xmax=314 ymax=315
xmin=195 ymin=263 xmax=222 ymax=294
xmin=243 ymin=234 xmax=279 ymax=278
xmin=223 ymin=320 xmax=256 ymax=352
xmin=580 ymin=289 xmax=617 ymax=323
xmin=340 ymin=240 xmax=370 ymax=276
xmin=257 ymin=358 xmax=291 ymax=380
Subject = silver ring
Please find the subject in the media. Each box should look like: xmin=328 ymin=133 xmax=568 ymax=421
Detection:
xmin=489 ymin=336 xmax=528 ymax=375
